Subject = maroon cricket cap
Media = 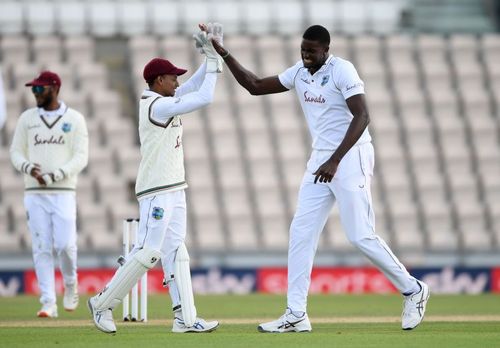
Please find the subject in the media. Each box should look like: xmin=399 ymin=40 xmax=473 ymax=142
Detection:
xmin=143 ymin=58 xmax=187 ymax=83
xmin=25 ymin=70 xmax=61 ymax=87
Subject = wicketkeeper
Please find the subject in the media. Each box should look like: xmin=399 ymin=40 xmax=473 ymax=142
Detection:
xmin=88 ymin=24 xmax=224 ymax=334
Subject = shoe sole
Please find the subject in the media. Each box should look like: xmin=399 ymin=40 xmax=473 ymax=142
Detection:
xmin=257 ymin=326 xmax=311 ymax=333
xmin=403 ymin=283 xmax=431 ymax=330
xmin=87 ymin=299 xmax=116 ymax=334
xmin=173 ymin=322 xmax=220 ymax=333
xmin=64 ymin=297 xmax=79 ymax=311
xmin=64 ymin=303 xmax=79 ymax=312
xmin=37 ymin=312 xmax=57 ymax=318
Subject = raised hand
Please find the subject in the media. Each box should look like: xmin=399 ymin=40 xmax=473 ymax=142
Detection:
xmin=193 ymin=23 xmax=224 ymax=73
xmin=209 ymin=22 xmax=223 ymax=47
xmin=210 ymin=38 xmax=228 ymax=57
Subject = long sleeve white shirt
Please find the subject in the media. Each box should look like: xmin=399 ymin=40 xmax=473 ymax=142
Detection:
xmin=10 ymin=101 xmax=89 ymax=193
xmin=135 ymin=64 xmax=217 ymax=199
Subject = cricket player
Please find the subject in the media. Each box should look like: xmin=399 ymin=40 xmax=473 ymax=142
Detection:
xmin=209 ymin=25 xmax=430 ymax=332
xmin=10 ymin=71 xmax=88 ymax=318
xmin=88 ymin=24 xmax=223 ymax=334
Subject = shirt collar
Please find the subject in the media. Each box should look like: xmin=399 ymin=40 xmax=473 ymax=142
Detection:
xmin=316 ymin=55 xmax=334 ymax=74
xmin=141 ymin=89 xmax=162 ymax=99
xmin=38 ymin=101 xmax=67 ymax=118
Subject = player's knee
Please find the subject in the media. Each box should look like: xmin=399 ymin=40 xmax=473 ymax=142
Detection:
xmin=54 ymin=242 xmax=76 ymax=255
xmin=134 ymin=247 xmax=162 ymax=269
xmin=32 ymin=241 xmax=53 ymax=256
xmin=348 ymin=234 xmax=379 ymax=252
xmin=162 ymin=238 xmax=183 ymax=260
xmin=347 ymin=235 xmax=365 ymax=249
xmin=289 ymin=218 xmax=309 ymax=237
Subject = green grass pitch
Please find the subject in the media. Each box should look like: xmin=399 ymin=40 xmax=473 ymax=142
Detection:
xmin=1 ymin=294 xmax=499 ymax=348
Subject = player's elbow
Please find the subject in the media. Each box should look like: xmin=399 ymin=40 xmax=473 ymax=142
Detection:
xmin=199 ymin=94 xmax=214 ymax=107
xmin=245 ymin=80 xmax=265 ymax=95
xmin=357 ymin=110 xmax=370 ymax=127
xmin=363 ymin=112 xmax=370 ymax=127
xmin=244 ymin=83 xmax=259 ymax=95
xmin=249 ymin=87 xmax=269 ymax=96
xmin=353 ymin=111 xmax=370 ymax=129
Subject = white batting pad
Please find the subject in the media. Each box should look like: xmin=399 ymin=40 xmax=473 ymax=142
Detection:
xmin=174 ymin=243 xmax=197 ymax=327
xmin=94 ymin=247 xmax=161 ymax=311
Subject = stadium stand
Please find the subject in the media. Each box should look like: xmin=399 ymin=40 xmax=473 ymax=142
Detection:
xmin=0 ymin=0 xmax=499 ymax=267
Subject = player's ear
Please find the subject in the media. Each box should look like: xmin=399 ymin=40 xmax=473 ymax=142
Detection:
xmin=323 ymin=45 xmax=329 ymax=58
xmin=155 ymin=75 xmax=163 ymax=86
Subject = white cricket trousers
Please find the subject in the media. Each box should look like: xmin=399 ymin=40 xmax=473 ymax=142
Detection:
xmin=287 ymin=143 xmax=418 ymax=312
xmin=132 ymin=190 xmax=187 ymax=308
xmin=24 ymin=193 xmax=78 ymax=306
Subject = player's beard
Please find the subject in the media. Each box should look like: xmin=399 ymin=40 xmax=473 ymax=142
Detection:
xmin=36 ymin=93 xmax=53 ymax=109
xmin=303 ymin=59 xmax=324 ymax=74
xmin=302 ymin=53 xmax=327 ymax=72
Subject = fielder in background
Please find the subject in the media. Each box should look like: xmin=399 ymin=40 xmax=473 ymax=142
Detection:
xmin=10 ymin=71 xmax=88 ymax=318
xmin=88 ymin=24 xmax=224 ymax=334
xmin=211 ymin=24 xmax=430 ymax=332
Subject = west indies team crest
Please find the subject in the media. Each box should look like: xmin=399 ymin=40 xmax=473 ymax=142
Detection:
xmin=321 ymin=75 xmax=329 ymax=86
xmin=61 ymin=122 xmax=72 ymax=133
xmin=152 ymin=207 xmax=164 ymax=220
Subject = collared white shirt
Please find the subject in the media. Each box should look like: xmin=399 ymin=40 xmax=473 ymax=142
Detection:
xmin=279 ymin=55 xmax=371 ymax=151
xmin=38 ymin=101 xmax=67 ymax=119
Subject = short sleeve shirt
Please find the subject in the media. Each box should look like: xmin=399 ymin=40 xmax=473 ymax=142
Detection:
xmin=278 ymin=55 xmax=371 ymax=150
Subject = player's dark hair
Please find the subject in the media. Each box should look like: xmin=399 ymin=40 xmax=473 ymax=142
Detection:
xmin=302 ymin=25 xmax=330 ymax=45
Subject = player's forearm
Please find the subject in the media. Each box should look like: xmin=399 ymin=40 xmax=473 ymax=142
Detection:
xmin=10 ymin=151 xmax=30 ymax=173
xmin=221 ymin=53 xmax=261 ymax=94
xmin=330 ymin=111 xmax=370 ymax=163
xmin=175 ymin=61 xmax=207 ymax=97
xmin=59 ymin=151 xmax=88 ymax=178
xmin=154 ymin=72 xmax=217 ymax=121
xmin=9 ymin=125 xmax=30 ymax=173
xmin=59 ymin=128 xmax=89 ymax=177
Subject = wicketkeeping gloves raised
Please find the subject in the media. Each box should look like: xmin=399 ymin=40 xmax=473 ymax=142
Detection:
xmin=193 ymin=22 xmax=224 ymax=73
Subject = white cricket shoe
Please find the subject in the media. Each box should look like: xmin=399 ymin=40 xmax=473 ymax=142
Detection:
xmin=258 ymin=308 xmax=312 ymax=333
xmin=87 ymin=296 xmax=117 ymax=334
xmin=37 ymin=303 xmax=58 ymax=318
xmin=63 ymin=282 xmax=79 ymax=311
xmin=402 ymin=280 xmax=430 ymax=330
xmin=172 ymin=316 xmax=219 ymax=333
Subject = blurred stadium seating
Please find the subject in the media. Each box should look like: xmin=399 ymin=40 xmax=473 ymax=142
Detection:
xmin=0 ymin=0 xmax=499 ymax=266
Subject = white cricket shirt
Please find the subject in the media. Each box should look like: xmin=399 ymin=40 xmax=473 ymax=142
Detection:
xmin=135 ymin=64 xmax=216 ymax=200
xmin=10 ymin=101 xmax=89 ymax=193
xmin=278 ymin=55 xmax=371 ymax=151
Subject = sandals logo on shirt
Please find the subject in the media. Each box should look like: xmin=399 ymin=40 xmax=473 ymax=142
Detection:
xmin=61 ymin=122 xmax=72 ymax=133
xmin=152 ymin=207 xmax=164 ymax=220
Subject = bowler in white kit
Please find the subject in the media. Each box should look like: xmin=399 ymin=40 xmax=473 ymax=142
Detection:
xmin=211 ymin=25 xmax=430 ymax=332
xmin=10 ymin=71 xmax=88 ymax=318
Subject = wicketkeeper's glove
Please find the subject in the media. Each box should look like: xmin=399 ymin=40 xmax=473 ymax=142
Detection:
xmin=208 ymin=22 xmax=223 ymax=47
xmin=193 ymin=23 xmax=224 ymax=73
